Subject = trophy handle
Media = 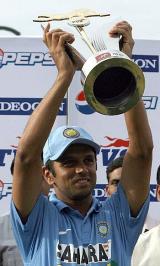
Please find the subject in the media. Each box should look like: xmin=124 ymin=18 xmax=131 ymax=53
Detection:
xmin=73 ymin=25 xmax=97 ymax=54
xmin=65 ymin=43 xmax=86 ymax=70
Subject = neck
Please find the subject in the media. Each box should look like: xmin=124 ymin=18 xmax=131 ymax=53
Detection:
xmin=56 ymin=193 xmax=93 ymax=216
xmin=67 ymin=196 xmax=93 ymax=216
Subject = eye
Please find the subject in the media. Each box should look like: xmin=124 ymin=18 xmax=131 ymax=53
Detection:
xmin=61 ymin=159 xmax=76 ymax=167
xmin=85 ymin=157 xmax=95 ymax=165
xmin=111 ymin=179 xmax=120 ymax=186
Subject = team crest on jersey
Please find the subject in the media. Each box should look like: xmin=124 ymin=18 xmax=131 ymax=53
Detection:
xmin=97 ymin=221 xmax=108 ymax=237
xmin=63 ymin=128 xmax=80 ymax=138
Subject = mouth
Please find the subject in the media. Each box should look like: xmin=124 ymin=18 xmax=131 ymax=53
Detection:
xmin=74 ymin=177 xmax=90 ymax=186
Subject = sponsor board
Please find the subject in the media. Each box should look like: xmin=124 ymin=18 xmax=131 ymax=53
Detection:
xmin=0 ymin=145 xmax=157 ymax=202
xmin=75 ymin=91 xmax=95 ymax=115
xmin=100 ymin=136 xmax=128 ymax=166
xmin=93 ymin=184 xmax=157 ymax=202
xmin=0 ymin=180 xmax=12 ymax=199
xmin=132 ymin=55 xmax=159 ymax=72
xmin=0 ymin=49 xmax=54 ymax=68
xmin=75 ymin=91 xmax=158 ymax=114
xmin=0 ymin=98 xmax=67 ymax=115
xmin=0 ymin=180 xmax=157 ymax=202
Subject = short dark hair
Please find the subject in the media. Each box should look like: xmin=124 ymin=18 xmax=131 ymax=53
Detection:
xmin=106 ymin=155 xmax=124 ymax=182
xmin=156 ymin=164 xmax=160 ymax=185
xmin=45 ymin=160 xmax=56 ymax=176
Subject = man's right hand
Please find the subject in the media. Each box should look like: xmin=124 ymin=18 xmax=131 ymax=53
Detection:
xmin=109 ymin=21 xmax=134 ymax=58
xmin=43 ymin=23 xmax=85 ymax=76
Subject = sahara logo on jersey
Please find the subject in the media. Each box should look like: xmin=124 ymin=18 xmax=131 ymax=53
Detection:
xmin=56 ymin=242 xmax=111 ymax=264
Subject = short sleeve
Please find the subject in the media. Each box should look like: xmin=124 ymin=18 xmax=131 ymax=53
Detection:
xmin=10 ymin=194 xmax=49 ymax=261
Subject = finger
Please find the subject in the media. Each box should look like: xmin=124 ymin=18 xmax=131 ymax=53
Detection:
xmin=46 ymin=29 xmax=73 ymax=42
xmin=44 ymin=29 xmax=66 ymax=47
xmin=109 ymin=25 xmax=132 ymax=40
xmin=58 ymin=33 xmax=75 ymax=47
xmin=48 ymin=28 xmax=65 ymax=33
xmin=109 ymin=20 xmax=132 ymax=35
xmin=114 ymin=21 xmax=132 ymax=32
xmin=43 ymin=26 xmax=65 ymax=44
xmin=42 ymin=23 xmax=50 ymax=43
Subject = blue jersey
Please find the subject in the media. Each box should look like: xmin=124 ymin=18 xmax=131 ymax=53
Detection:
xmin=10 ymin=184 xmax=149 ymax=266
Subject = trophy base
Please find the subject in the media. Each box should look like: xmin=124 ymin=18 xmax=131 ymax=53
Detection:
xmin=81 ymin=50 xmax=145 ymax=115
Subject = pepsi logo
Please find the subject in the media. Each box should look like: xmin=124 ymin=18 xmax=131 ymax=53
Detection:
xmin=75 ymin=90 xmax=95 ymax=115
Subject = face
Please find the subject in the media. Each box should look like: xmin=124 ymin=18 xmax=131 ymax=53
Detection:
xmin=49 ymin=144 xmax=97 ymax=203
xmin=156 ymin=184 xmax=160 ymax=201
xmin=106 ymin=167 xmax=122 ymax=196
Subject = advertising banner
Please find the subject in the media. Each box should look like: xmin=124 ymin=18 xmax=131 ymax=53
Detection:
xmin=0 ymin=37 xmax=160 ymax=225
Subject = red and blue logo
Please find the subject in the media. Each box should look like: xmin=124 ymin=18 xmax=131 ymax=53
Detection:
xmin=0 ymin=179 xmax=12 ymax=199
xmin=0 ymin=49 xmax=4 ymax=68
xmin=75 ymin=91 xmax=157 ymax=114
xmin=101 ymin=136 xmax=129 ymax=148
xmin=101 ymin=136 xmax=129 ymax=167
xmin=0 ymin=180 xmax=4 ymax=198
xmin=75 ymin=90 xmax=95 ymax=115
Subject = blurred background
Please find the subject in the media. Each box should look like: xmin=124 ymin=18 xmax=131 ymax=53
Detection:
xmin=0 ymin=0 xmax=159 ymax=40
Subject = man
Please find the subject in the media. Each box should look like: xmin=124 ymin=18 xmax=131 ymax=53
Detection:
xmin=131 ymin=165 xmax=160 ymax=266
xmin=0 ymin=211 xmax=23 ymax=266
xmin=10 ymin=21 xmax=153 ymax=266
xmin=105 ymin=155 xmax=124 ymax=197
xmin=105 ymin=155 xmax=159 ymax=232
xmin=0 ymin=155 xmax=51 ymax=266
xmin=0 ymin=159 xmax=23 ymax=266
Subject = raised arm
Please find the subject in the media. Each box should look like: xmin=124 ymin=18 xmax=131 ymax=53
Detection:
xmin=110 ymin=21 xmax=153 ymax=216
xmin=12 ymin=25 xmax=80 ymax=219
xmin=121 ymin=101 xmax=153 ymax=216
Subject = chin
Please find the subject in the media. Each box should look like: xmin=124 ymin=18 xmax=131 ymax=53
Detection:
xmin=72 ymin=190 xmax=92 ymax=201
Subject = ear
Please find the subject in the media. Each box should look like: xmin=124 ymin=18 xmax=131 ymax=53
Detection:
xmin=156 ymin=184 xmax=160 ymax=201
xmin=104 ymin=184 xmax=110 ymax=197
xmin=42 ymin=165 xmax=55 ymax=186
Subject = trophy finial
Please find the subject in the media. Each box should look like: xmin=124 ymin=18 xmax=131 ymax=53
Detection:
xmin=33 ymin=9 xmax=110 ymax=22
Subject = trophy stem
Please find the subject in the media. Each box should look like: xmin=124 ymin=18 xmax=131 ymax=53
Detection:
xmin=75 ymin=26 xmax=97 ymax=54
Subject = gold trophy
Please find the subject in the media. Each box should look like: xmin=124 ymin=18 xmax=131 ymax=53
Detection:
xmin=34 ymin=9 xmax=145 ymax=115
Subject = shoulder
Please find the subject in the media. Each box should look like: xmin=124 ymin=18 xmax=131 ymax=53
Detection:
xmin=143 ymin=214 xmax=160 ymax=231
xmin=138 ymin=224 xmax=160 ymax=244
xmin=144 ymin=224 xmax=160 ymax=237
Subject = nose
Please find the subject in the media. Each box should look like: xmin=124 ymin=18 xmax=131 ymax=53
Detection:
xmin=75 ymin=163 xmax=88 ymax=174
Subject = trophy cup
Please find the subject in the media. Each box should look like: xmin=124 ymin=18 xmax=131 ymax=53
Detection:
xmin=34 ymin=9 xmax=145 ymax=115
